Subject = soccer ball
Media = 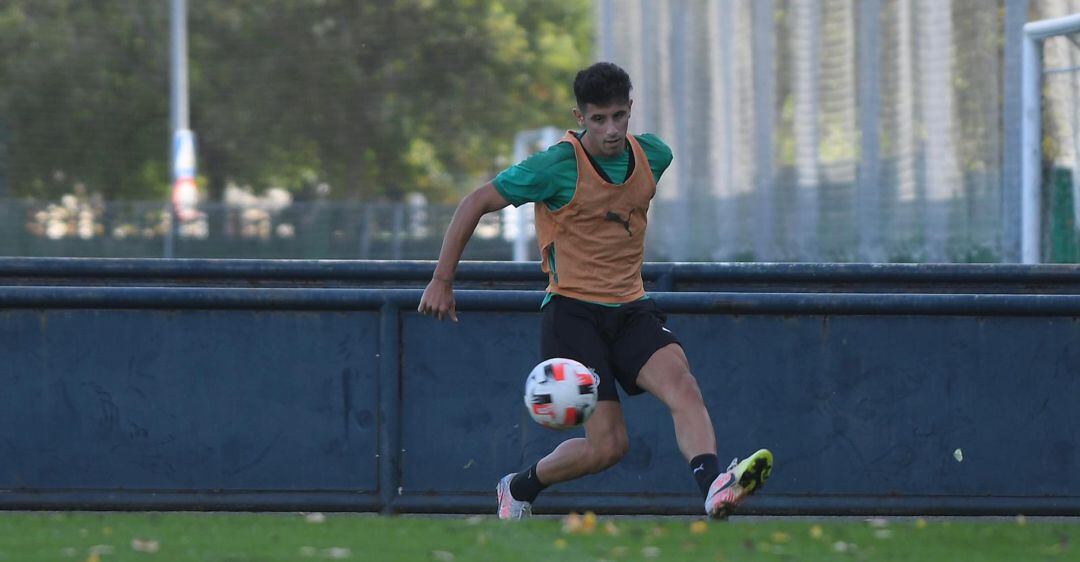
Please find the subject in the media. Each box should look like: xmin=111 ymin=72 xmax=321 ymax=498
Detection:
xmin=524 ymin=358 xmax=599 ymax=430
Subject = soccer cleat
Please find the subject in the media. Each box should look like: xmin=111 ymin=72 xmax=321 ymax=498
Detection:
xmin=496 ymin=473 xmax=533 ymax=520
xmin=705 ymin=448 xmax=773 ymax=520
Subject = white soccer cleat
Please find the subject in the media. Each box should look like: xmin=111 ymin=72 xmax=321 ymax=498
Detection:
xmin=705 ymin=448 xmax=773 ymax=520
xmin=496 ymin=473 xmax=533 ymax=520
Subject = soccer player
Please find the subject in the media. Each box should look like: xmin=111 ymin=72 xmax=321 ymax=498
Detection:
xmin=418 ymin=62 xmax=772 ymax=520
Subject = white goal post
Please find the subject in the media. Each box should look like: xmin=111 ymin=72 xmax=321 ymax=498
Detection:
xmin=1021 ymin=13 xmax=1080 ymax=263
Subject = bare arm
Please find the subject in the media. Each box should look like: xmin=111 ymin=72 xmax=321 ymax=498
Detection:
xmin=418 ymin=182 xmax=510 ymax=321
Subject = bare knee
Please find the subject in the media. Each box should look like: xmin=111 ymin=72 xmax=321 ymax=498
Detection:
xmin=637 ymin=345 xmax=706 ymax=411
xmin=667 ymin=370 xmax=706 ymax=411
xmin=587 ymin=432 xmax=629 ymax=473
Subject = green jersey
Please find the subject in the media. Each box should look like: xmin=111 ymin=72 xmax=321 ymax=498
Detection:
xmin=492 ymin=131 xmax=673 ymax=210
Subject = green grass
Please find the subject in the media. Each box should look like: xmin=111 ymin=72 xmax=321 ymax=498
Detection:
xmin=0 ymin=511 xmax=1073 ymax=562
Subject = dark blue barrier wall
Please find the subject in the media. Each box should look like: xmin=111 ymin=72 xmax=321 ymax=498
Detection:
xmin=5 ymin=257 xmax=1080 ymax=293
xmin=0 ymin=260 xmax=1078 ymax=515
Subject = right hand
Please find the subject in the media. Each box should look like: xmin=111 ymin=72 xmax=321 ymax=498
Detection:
xmin=418 ymin=277 xmax=458 ymax=321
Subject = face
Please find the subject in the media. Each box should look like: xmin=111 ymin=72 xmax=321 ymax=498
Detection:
xmin=573 ymin=100 xmax=632 ymax=158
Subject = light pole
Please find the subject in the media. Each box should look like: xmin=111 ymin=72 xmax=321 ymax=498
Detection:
xmin=166 ymin=0 xmax=196 ymax=258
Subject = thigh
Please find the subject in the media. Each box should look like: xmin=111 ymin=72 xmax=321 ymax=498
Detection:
xmin=610 ymin=299 xmax=682 ymax=396
xmin=634 ymin=342 xmax=692 ymax=403
xmin=541 ymin=296 xmax=619 ymax=402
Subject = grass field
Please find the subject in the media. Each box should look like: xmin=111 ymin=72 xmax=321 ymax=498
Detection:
xmin=0 ymin=511 xmax=1073 ymax=562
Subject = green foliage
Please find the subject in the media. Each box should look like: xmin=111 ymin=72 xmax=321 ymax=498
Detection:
xmin=0 ymin=0 xmax=592 ymax=201
xmin=0 ymin=1 xmax=170 ymax=200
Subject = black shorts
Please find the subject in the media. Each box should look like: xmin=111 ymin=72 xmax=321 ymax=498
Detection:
xmin=540 ymin=294 xmax=681 ymax=402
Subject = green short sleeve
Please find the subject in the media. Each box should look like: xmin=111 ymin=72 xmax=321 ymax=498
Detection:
xmin=635 ymin=133 xmax=674 ymax=182
xmin=493 ymin=142 xmax=577 ymax=210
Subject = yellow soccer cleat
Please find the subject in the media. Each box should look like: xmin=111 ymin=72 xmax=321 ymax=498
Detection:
xmin=705 ymin=448 xmax=773 ymax=520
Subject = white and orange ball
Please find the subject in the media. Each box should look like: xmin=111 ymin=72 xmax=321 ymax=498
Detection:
xmin=524 ymin=358 xmax=599 ymax=430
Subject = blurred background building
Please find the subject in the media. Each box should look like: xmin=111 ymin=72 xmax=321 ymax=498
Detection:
xmin=1 ymin=0 xmax=1079 ymax=262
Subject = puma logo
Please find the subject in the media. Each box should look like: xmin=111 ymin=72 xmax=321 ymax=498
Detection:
xmin=605 ymin=209 xmax=634 ymax=237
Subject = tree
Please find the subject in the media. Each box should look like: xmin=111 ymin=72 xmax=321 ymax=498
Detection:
xmin=0 ymin=0 xmax=592 ymax=202
xmin=0 ymin=1 xmax=170 ymax=200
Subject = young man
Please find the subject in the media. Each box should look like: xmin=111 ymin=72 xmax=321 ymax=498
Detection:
xmin=418 ymin=62 xmax=772 ymax=520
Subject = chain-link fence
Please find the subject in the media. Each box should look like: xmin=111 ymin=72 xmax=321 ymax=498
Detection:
xmin=0 ymin=198 xmax=527 ymax=260
xmin=4 ymin=1 xmax=1080 ymax=262
xmin=1039 ymin=0 xmax=1080 ymax=262
xmin=0 ymin=192 xmax=1008 ymax=262
xmin=594 ymin=0 xmax=1080 ymax=263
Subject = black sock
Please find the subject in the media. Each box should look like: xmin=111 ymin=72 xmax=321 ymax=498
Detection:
xmin=509 ymin=462 xmax=548 ymax=503
xmin=690 ymin=453 xmax=721 ymax=499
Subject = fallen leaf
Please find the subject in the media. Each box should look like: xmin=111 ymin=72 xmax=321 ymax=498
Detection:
xmin=60 ymin=547 xmax=77 ymax=557
xmin=809 ymin=525 xmax=824 ymax=539
xmin=915 ymin=518 xmax=928 ymax=529
xmin=604 ymin=520 xmax=620 ymax=536
xmin=832 ymin=541 xmax=849 ymax=553
xmin=582 ymin=511 xmax=597 ymax=533
xmin=953 ymin=448 xmax=963 ymax=462
xmin=299 ymin=546 xmax=317 ymax=557
xmin=874 ymin=529 xmax=893 ymax=539
xmin=431 ymin=550 xmax=455 ymax=561
xmin=553 ymin=538 xmax=567 ymax=550
xmin=642 ymin=546 xmax=661 ymax=558
xmin=770 ymin=531 xmax=790 ymax=543
xmin=323 ymin=547 xmax=351 ymax=559
xmin=465 ymin=515 xmax=484 ymax=526
xmin=1016 ymin=514 xmax=1027 ymax=526
xmin=866 ymin=517 xmax=889 ymax=528
xmin=84 ymin=555 xmax=100 ymax=562
xmin=689 ymin=520 xmax=708 ymax=535
xmin=562 ymin=512 xmax=583 ymax=534
xmin=305 ymin=512 xmax=327 ymax=524
xmin=131 ymin=537 xmax=160 ymax=553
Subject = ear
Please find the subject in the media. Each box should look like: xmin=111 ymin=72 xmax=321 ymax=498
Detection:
xmin=572 ymin=107 xmax=584 ymax=126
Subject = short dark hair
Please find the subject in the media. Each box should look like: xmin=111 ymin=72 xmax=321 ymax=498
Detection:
xmin=573 ymin=62 xmax=632 ymax=110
